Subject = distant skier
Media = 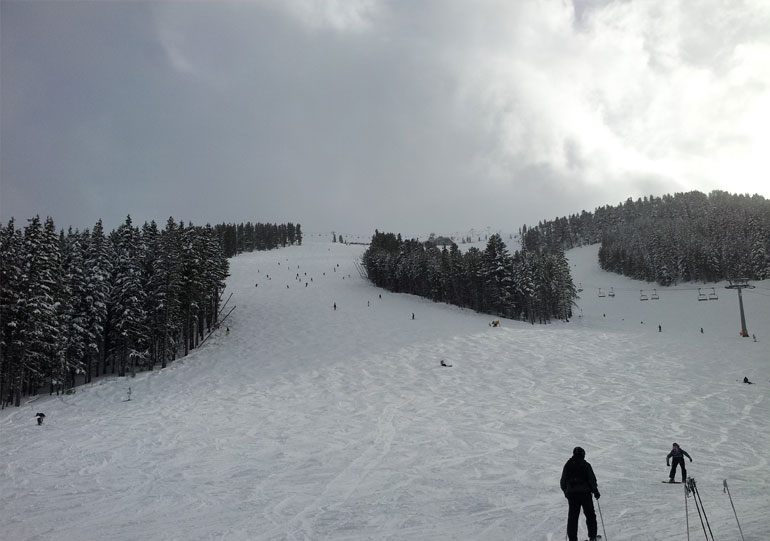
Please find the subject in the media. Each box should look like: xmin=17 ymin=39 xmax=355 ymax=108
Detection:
xmin=35 ymin=412 xmax=45 ymax=426
xmin=743 ymin=377 xmax=753 ymax=384
xmin=560 ymin=446 xmax=601 ymax=541
xmin=666 ymin=443 xmax=692 ymax=483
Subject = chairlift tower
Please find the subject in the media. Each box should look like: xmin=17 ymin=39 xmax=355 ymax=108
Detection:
xmin=725 ymin=279 xmax=755 ymax=338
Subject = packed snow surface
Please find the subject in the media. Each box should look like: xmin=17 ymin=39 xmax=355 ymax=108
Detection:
xmin=2 ymin=239 xmax=769 ymax=540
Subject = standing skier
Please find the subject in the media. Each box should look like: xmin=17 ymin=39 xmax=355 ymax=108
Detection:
xmin=666 ymin=443 xmax=692 ymax=483
xmin=560 ymin=446 xmax=601 ymax=541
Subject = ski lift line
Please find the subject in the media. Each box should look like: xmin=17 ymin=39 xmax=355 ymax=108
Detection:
xmin=218 ymin=305 xmax=237 ymax=326
xmin=583 ymin=284 xmax=757 ymax=293
xmin=216 ymin=292 xmax=234 ymax=318
xmin=199 ymin=305 xmax=237 ymax=348
xmin=353 ymin=260 xmax=368 ymax=280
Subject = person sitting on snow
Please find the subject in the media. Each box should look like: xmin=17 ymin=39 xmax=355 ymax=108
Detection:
xmin=440 ymin=360 xmax=452 ymax=367
xmin=743 ymin=376 xmax=753 ymax=384
xmin=35 ymin=412 xmax=45 ymax=426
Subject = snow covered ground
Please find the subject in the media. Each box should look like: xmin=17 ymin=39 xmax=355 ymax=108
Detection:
xmin=2 ymin=238 xmax=769 ymax=541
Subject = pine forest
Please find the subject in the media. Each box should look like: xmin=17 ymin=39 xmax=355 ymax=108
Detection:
xmin=519 ymin=191 xmax=770 ymax=285
xmin=362 ymin=232 xmax=577 ymax=324
xmin=0 ymin=216 xmax=301 ymax=408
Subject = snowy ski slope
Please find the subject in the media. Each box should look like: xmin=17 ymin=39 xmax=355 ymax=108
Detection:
xmin=1 ymin=238 xmax=768 ymax=540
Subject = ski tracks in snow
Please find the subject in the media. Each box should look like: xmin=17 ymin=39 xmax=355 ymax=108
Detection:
xmin=3 ymin=242 xmax=769 ymax=540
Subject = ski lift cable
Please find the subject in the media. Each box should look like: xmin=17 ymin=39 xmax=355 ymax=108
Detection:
xmin=583 ymin=284 xmax=751 ymax=293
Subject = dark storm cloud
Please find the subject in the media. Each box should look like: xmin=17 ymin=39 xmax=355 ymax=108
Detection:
xmin=2 ymin=1 xmax=769 ymax=236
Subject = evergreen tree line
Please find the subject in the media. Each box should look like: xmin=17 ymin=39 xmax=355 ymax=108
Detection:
xmin=518 ymin=191 xmax=770 ymax=285
xmin=0 ymin=215 xmax=232 ymax=408
xmin=215 ymin=222 xmax=301 ymax=258
xmin=362 ymin=231 xmax=577 ymax=324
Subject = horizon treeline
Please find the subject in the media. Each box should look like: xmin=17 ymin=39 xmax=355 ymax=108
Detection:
xmin=216 ymin=222 xmax=301 ymax=258
xmin=519 ymin=190 xmax=770 ymax=285
xmin=362 ymin=231 xmax=577 ymax=324
xmin=0 ymin=215 xmax=301 ymax=408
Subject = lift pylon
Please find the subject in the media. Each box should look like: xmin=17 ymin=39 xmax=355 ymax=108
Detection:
xmin=725 ymin=280 xmax=755 ymax=338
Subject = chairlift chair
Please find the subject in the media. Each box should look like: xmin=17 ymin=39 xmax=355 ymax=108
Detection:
xmin=697 ymin=288 xmax=708 ymax=301
xmin=639 ymin=289 xmax=648 ymax=301
xmin=708 ymin=287 xmax=718 ymax=301
xmin=598 ymin=288 xmax=606 ymax=298
xmin=651 ymin=289 xmax=659 ymax=300
xmin=578 ymin=283 xmax=584 ymax=292
xmin=608 ymin=287 xmax=615 ymax=298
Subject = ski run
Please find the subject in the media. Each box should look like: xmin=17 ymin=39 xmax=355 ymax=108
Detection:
xmin=1 ymin=237 xmax=769 ymax=540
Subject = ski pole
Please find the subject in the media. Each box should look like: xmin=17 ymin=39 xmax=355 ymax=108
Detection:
xmin=596 ymin=496 xmax=608 ymax=541
xmin=687 ymin=479 xmax=708 ymax=540
xmin=693 ymin=483 xmax=715 ymax=541
xmin=685 ymin=483 xmax=690 ymax=541
xmin=723 ymin=480 xmax=745 ymax=541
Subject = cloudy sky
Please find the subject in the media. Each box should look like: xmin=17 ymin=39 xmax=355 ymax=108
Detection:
xmin=2 ymin=0 xmax=769 ymax=237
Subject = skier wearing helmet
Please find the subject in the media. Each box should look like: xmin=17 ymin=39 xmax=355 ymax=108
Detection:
xmin=560 ymin=446 xmax=601 ymax=541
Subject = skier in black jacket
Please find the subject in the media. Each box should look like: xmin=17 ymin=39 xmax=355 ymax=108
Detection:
xmin=666 ymin=443 xmax=692 ymax=482
xmin=560 ymin=446 xmax=600 ymax=541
